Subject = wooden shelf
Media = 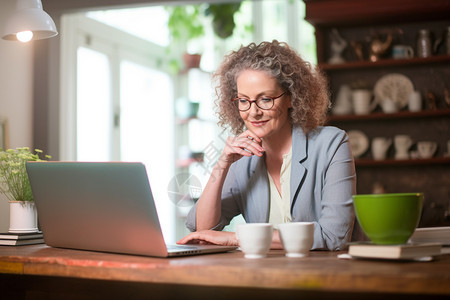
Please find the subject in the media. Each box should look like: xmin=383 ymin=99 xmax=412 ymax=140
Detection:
xmin=327 ymin=108 xmax=450 ymax=123
xmin=304 ymin=0 xmax=450 ymax=27
xmin=355 ymin=157 xmax=450 ymax=167
xmin=318 ymin=55 xmax=450 ymax=71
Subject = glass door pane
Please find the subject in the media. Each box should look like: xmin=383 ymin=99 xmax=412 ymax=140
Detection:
xmin=120 ymin=60 xmax=175 ymax=242
xmin=77 ymin=47 xmax=112 ymax=161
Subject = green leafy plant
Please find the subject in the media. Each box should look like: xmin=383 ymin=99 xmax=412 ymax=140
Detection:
xmin=165 ymin=5 xmax=206 ymax=73
xmin=0 ymin=147 xmax=51 ymax=202
xmin=165 ymin=2 xmax=245 ymax=72
xmin=205 ymin=2 xmax=242 ymax=39
xmin=166 ymin=3 xmax=243 ymax=43
xmin=166 ymin=5 xmax=205 ymax=44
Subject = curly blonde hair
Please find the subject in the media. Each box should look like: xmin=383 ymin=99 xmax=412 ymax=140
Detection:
xmin=214 ymin=40 xmax=330 ymax=135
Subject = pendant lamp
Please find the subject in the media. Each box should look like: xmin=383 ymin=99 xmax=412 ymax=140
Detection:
xmin=2 ymin=0 xmax=58 ymax=42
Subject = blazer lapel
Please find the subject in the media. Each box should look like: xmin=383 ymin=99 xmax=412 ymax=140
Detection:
xmin=290 ymin=127 xmax=308 ymax=211
xmin=246 ymin=155 xmax=270 ymax=223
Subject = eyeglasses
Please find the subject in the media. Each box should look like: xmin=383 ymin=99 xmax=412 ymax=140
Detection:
xmin=232 ymin=92 xmax=286 ymax=112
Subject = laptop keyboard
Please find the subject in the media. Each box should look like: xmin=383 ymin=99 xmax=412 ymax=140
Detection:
xmin=166 ymin=244 xmax=201 ymax=251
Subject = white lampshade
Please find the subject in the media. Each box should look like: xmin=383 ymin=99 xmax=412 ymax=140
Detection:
xmin=2 ymin=0 xmax=58 ymax=42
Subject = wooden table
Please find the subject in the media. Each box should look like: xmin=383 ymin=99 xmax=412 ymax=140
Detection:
xmin=0 ymin=244 xmax=449 ymax=299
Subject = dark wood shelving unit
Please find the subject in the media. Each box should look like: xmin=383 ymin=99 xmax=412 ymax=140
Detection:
xmin=304 ymin=0 xmax=450 ymax=227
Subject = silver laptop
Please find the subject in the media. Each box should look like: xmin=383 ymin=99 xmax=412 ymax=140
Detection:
xmin=26 ymin=161 xmax=236 ymax=257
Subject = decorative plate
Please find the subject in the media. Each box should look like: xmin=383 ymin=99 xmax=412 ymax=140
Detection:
xmin=347 ymin=130 xmax=369 ymax=158
xmin=374 ymin=73 xmax=414 ymax=109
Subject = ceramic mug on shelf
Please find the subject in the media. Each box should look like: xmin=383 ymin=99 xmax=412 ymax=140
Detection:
xmin=380 ymin=98 xmax=398 ymax=114
xmin=352 ymin=89 xmax=376 ymax=115
xmin=372 ymin=137 xmax=392 ymax=160
xmin=408 ymin=91 xmax=422 ymax=112
xmin=392 ymin=45 xmax=414 ymax=59
xmin=332 ymin=85 xmax=353 ymax=115
xmin=445 ymin=140 xmax=450 ymax=157
xmin=417 ymin=141 xmax=437 ymax=159
xmin=394 ymin=135 xmax=413 ymax=160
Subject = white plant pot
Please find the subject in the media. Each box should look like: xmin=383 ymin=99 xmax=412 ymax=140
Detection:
xmin=9 ymin=201 xmax=38 ymax=233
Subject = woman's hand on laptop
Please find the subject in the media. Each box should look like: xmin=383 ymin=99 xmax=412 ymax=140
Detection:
xmin=177 ymin=230 xmax=238 ymax=246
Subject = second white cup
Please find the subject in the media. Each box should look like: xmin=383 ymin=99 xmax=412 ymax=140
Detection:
xmin=236 ymin=223 xmax=273 ymax=259
xmin=279 ymin=222 xmax=314 ymax=258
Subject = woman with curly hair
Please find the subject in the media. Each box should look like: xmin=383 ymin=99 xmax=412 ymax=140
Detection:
xmin=178 ymin=40 xmax=357 ymax=250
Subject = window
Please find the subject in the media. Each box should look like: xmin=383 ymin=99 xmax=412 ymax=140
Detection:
xmin=61 ymin=13 xmax=175 ymax=242
xmin=77 ymin=47 xmax=112 ymax=161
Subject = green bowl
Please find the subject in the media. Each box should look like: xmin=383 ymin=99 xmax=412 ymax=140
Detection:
xmin=352 ymin=193 xmax=423 ymax=245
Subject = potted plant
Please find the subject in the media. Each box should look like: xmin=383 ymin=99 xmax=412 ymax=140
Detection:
xmin=205 ymin=2 xmax=242 ymax=39
xmin=165 ymin=4 xmax=206 ymax=72
xmin=0 ymin=147 xmax=50 ymax=233
xmin=165 ymin=2 xmax=244 ymax=72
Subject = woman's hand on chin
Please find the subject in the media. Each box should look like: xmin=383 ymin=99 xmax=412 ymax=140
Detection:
xmin=177 ymin=230 xmax=238 ymax=247
xmin=221 ymin=130 xmax=264 ymax=164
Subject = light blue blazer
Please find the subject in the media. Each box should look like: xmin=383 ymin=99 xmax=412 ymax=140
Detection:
xmin=186 ymin=126 xmax=357 ymax=250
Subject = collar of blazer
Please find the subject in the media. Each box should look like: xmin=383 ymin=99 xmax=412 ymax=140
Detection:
xmin=290 ymin=126 xmax=308 ymax=208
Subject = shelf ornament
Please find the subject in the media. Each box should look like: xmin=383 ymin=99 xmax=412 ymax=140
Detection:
xmin=328 ymin=28 xmax=347 ymax=64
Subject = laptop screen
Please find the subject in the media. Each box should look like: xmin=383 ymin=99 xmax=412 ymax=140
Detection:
xmin=26 ymin=162 xmax=169 ymax=257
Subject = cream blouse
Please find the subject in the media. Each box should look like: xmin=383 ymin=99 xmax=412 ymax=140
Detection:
xmin=268 ymin=147 xmax=292 ymax=228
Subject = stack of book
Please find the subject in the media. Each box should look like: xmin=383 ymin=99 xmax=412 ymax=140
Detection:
xmin=348 ymin=227 xmax=450 ymax=260
xmin=410 ymin=226 xmax=450 ymax=245
xmin=0 ymin=232 xmax=45 ymax=246
xmin=348 ymin=242 xmax=442 ymax=260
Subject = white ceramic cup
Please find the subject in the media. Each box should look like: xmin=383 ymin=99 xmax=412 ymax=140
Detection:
xmin=417 ymin=141 xmax=437 ymax=159
xmin=236 ymin=223 xmax=273 ymax=259
xmin=380 ymin=98 xmax=398 ymax=113
xmin=408 ymin=91 xmax=422 ymax=112
xmin=278 ymin=222 xmax=314 ymax=258
xmin=372 ymin=137 xmax=392 ymax=160
xmin=352 ymin=90 xmax=374 ymax=115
